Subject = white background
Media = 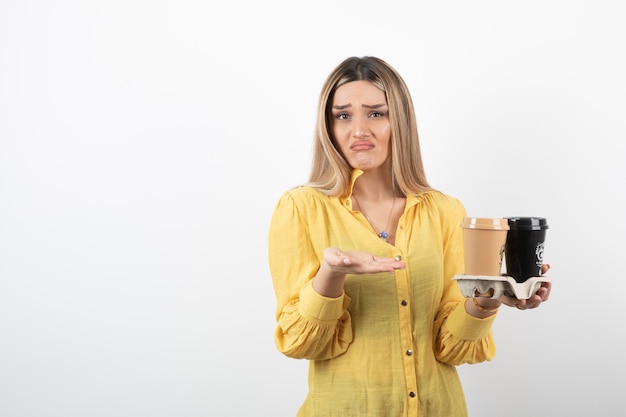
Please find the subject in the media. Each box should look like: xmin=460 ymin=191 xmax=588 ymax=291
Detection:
xmin=1 ymin=1 xmax=624 ymax=416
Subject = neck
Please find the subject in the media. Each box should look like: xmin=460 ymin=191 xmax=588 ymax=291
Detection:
xmin=353 ymin=162 xmax=396 ymax=196
xmin=352 ymin=177 xmax=395 ymax=201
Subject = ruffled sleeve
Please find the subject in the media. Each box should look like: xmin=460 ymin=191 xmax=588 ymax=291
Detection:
xmin=268 ymin=190 xmax=354 ymax=360
xmin=435 ymin=303 xmax=497 ymax=364
xmin=431 ymin=194 xmax=497 ymax=365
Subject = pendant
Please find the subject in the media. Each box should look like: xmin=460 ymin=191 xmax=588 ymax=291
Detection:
xmin=379 ymin=231 xmax=388 ymax=239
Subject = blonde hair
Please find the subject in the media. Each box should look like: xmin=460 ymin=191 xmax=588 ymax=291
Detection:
xmin=307 ymin=56 xmax=432 ymax=198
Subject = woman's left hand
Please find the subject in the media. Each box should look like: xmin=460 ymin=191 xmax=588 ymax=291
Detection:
xmin=498 ymin=264 xmax=552 ymax=311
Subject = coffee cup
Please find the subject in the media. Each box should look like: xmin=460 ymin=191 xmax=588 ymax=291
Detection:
xmin=461 ymin=217 xmax=509 ymax=277
xmin=504 ymin=217 xmax=548 ymax=283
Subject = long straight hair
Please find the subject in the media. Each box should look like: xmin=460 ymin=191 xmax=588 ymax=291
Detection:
xmin=307 ymin=56 xmax=432 ymax=198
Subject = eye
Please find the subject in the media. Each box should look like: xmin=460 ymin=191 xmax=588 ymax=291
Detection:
xmin=334 ymin=112 xmax=350 ymax=120
xmin=369 ymin=111 xmax=386 ymax=118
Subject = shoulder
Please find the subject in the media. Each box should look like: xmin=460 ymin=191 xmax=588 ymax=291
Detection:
xmin=279 ymin=185 xmax=328 ymax=203
xmin=419 ymin=190 xmax=466 ymax=215
xmin=416 ymin=191 xmax=467 ymax=231
xmin=273 ymin=186 xmax=331 ymax=212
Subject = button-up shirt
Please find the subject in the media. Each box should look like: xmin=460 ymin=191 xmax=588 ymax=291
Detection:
xmin=268 ymin=170 xmax=496 ymax=417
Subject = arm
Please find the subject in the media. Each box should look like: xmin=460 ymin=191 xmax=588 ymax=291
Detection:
xmin=432 ymin=197 xmax=498 ymax=365
xmin=269 ymin=191 xmax=407 ymax=360
xmin=432 ymin=198 xmax=552 ymax=364
xmin=268 ymin=192 xmax=353 ymax=360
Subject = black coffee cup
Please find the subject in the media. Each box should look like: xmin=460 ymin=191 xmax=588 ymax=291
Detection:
xmin=504 ymin=217 xmax=548 ymax=283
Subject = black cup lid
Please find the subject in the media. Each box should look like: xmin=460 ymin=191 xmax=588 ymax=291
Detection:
xmin=504 ymin=217 xmax=548 ymax=230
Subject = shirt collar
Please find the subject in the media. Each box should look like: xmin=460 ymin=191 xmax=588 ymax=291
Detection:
xmin=338 ymin=169 xmax=364 ymax=207
xmin=340 ymin=168 xmax=426 ymax=209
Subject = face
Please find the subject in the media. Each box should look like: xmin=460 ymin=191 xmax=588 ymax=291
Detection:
xmin=330 ymin=80 xmax=392 ymax=171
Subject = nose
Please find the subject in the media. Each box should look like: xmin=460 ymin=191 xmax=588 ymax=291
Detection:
xmin=354 ymin=117 xmax=369 ymax=138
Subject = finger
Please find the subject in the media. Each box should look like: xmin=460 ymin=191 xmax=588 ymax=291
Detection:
xmin=323 ymin=248 xmax=352 ymax=267
xmin=517 ymin=287 xmax=550 ymax=309
xmin=523 ymin=298 xmax=544 ymax=309
xmin=345 ymin=257 xmax=398 ymax=273
xmin=373 ymin=256 xmax=406 ymax=269
xmin=541 ymin=263 xmax=551 ymax=275
xmin=534 ymin=286 xmax=548 ymax=299
xmin=371 ymin=255 xmax=391 ymax=263
xmin=498 ymin=295 xmax=522 ymax=308
xmin=538 ymin=281 xmax=551 ymax=302
xmin=324 ymin=247 xmax=343 ymax=260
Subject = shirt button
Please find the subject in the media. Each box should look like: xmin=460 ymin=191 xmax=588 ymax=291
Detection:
xmin=409 ymin=391 xmax=416 ymax=398
xmin=406 ymin=349 xmax=413 ymax=356
xmin=401 ymin=300 xmax=408 ymax=306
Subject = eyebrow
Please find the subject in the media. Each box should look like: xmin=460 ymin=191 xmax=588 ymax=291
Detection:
xmin=332 ymin=103 xmax=387 ymax=110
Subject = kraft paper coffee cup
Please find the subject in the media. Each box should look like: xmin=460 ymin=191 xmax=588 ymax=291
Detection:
xmin=461 ymin=217 xmax=510 ymax=276
xmin=504 ymin=217 xmax=548 ymax=283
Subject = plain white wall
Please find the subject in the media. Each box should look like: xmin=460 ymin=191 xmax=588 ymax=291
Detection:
xmin=1 ymin=0 xmax=624 ymax=416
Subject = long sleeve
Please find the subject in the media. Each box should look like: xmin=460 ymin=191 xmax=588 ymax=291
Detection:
xmin=268 ymin=190 xmax=353 ymax=360
xmin=431 ymin=195 xmax=497 ymax=365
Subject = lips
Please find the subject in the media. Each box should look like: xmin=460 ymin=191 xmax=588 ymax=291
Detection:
xmin=350 ymin=141 xmax=375 ymax=151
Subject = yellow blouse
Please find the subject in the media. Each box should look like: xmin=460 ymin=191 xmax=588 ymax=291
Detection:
xmin=268 ymin=171 xmax=497 ymax=417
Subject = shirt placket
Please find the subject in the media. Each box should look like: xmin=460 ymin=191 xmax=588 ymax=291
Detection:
xmin=394 ymin=222 xmax=421 ymax=416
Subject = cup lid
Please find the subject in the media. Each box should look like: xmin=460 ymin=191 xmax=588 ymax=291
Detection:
xmin=461 ymin=217 xmax=510 ymax=230
xmin=504 ymin=217 xmax=549 ymax=230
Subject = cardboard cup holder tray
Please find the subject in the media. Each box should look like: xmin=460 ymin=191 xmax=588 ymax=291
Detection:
xmin=453 ymin=274 xmax=551 ymax=299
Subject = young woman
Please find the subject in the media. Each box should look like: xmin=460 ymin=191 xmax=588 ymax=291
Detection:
xmin=268 ymin=56 xmax=551 ymax=417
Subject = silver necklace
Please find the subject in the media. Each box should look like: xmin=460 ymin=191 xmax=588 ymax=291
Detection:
xmin=352 ymin=194 xmax=396 ymax=241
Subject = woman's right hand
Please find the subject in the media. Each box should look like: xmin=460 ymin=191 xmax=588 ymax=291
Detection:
xmin=313 ymin=247 xmax=406 ymax=298
xmin=322 ymin=247 xmax=406 ymax=274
